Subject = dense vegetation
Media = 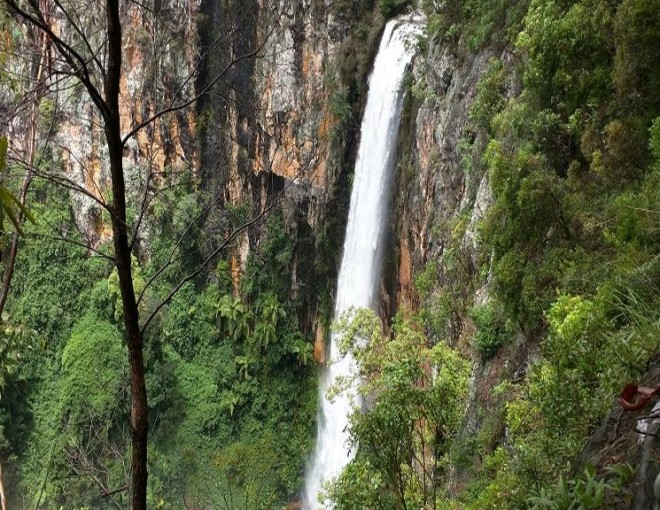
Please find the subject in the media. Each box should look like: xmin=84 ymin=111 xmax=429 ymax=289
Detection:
xmin=0 ymin=0 xmax=658 ymax=508
xmin=453 ymin=0 xmax=659 ymax=503
xmin=0 ymin=171 xmax=317 ymax=507
xmin=327 ymin=0 xmax=659 ymax=508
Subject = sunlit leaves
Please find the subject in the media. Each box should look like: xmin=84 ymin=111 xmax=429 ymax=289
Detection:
xmin=60 ymin=314 xmax=125 ymax=420
xmin=0 ymin=318 xmax=32 ymax=399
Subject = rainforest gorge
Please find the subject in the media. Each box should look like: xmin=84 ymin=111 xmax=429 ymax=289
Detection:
xmin=0 ymin=0 xmax=658 ymax=508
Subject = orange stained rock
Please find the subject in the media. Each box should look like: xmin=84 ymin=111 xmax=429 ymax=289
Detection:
xmin=313 ymin=322 xmax=326 ymax=364
xmin=230 ymin=256 xmax=241 ymax=295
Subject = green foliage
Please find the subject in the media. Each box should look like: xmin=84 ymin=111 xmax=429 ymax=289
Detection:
xmin=11 ymin=184 xmax=108 ymax=353
xmin=329 ymin=86 xmax=353 ymax=130
xmin=0 ymin=165 xmax=318 ymax=507
xmin=0 ymin=320 xmax=32 ymax=400
xmin=469 ymin=301 xmax=507 ymax=359
xmin=533 ymin=295 xmax=612 ymax=433
xmin=518 ymin=0 xmax=614 ymax=117
xmin=108 ymin=254 xmax=147 ymax=322
xmin=142 ymin=206 xmax=317 ymax=506
xmin=416 ymin=213 xmax=477 ymax=345
xmin=330 ymin=0 xmax=376 ymax=17
xmin=328 ymin=309 xmax=470 ymax=510
xmin=23 ymin=313 xmax=131 ymax=508
xmin=462 ymin=279 xmax=658 ymax=509
xmin=167 ymin=349 xmax=224 ymax=440
xmin=0 ymin=136 xmax=33 ymax=241
xmin=613 ymin=0 xmax=660 ymax=114
xmin=471 ymin=59 xmax=507 ymax=133
xmin=422 ymin=0 xmax=529 ymax=49
xmin=200 ymin=434 xmax=284 ymax=509
xmin=378 ymin=0 xmax=411 ymax=17
xmin=421 ymin=0 xmax=660 ymax=505
xmin=145 ymin=167 xmax=205 ymax=291
xmin=163 ymin=282 xmax=219 ymax=359
xmin=243 ymin=212 xmax=294 ymax=301
xmin=60 ymin=314 xmax=125 ymax=419
xmin=0 ymin=317 xmax=33 ymax=472
xmin=414 ymin=260 xmax=438 ymax=300
xmin=528 ymin=464 xmax=634 ymax=510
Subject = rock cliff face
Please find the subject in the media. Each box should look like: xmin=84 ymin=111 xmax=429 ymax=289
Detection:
xmin=2 ymin=1 xmax=355 ymax=243
xmin=3 ymin=0 xmax=382 ymax=337
xmin=392 ymin=44 xmax=497 ymax=307
xmin=9 ymin=0 xmax=202 ymax=245
xmin=388 ymin=33 xmax=524 ymax=495
xmin=196 ymin=0 xmax=343 ymax=242
xmin=194 ymin=0 xmax=387 ymax=342
xmin=0 ymin=2 xmax=393 ymax=340
xmin=195 ymin=0 xmax=385 ymax=219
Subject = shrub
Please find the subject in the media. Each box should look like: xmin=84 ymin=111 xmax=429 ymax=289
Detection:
xmin=378 ymin=0 xmax=411 ymax=17
xmin=470 ymin=302 xmax=507 ymax=359
xmin=528 ymin=464 xmax=634 ymax=510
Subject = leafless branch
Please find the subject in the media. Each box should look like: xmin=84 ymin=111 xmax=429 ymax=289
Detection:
xmin=135 ymin=198 xmax=215 ymax=306
xmin=102 ymin=485 xmax=128 ymax=498
xmin=27 ymin=231 xmax=114 ymax=260
xmin=120 ymin=6 xmax=284 ymax=146
xmin=3 ymin=0 xmax=109 ymax=120
xmin=128 ymin=169 xmax=153 ymax=251
xmin=139 ymin=183 xmax=290 ymax=335
xmin=52 ymin=0 xmax=106 ymax=78
xmin=0 ymin=20 xmax=55 ymax=316
xmin=14 ymin=160 xmax=111 ymax=212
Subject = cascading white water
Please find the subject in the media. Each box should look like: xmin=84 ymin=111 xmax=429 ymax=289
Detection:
xmin=303 ymin=16 xmax=423 ymax=510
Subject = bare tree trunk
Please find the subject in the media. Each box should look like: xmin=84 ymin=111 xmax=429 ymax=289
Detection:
xmin=104 ymin=1 xmax=148 ymax=508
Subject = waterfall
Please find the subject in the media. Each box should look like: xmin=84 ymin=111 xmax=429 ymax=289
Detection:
xmin=303 ymin=16 xmax=423 ymax=510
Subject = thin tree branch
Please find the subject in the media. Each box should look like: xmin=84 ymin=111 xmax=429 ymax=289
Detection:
xmin=0 ymin=21 xmax=53 ymax=316
xmin=52 ymin=0 xmax=106 ymax=78
xmin=139 ymin=192 xmax=283 ymax=335
xmin=15 ymin=162 xmax=110 ymax=212
xmin=27 ymin=231 xmax=114 ymax=260
xmin=102 ymin=485 xmax=128 ymax=498
xmin=3 ymin=0 xmax=109 ymax=120
xmin=128 ymin=169 xmax=153 ymax=251
xmin=136 ymin=199 xmax=215 ymax=306
xmin=120 ymin=7 xmax=283 ymax=146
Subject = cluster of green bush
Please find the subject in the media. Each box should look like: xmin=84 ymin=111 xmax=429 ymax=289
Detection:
xmin=332 ymin=0 xmax=660 ymax=508
xmin=325 ymin=309 xmax=470 ymax=510
xmin=0 ymin=173 xmax=318 ymax=508
xmin=421 ymin=0 xmax=659 ymax=506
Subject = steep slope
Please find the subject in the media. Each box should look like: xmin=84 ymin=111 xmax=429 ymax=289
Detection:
xmin=379 ymin=0 xmax=660 ymax=508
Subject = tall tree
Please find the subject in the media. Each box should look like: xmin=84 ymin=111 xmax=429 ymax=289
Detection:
xmin=0 ymin=1 xmax=281 ymax=507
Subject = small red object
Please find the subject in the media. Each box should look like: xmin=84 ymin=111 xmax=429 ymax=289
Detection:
xmin=619 ymin=383 xmax=660 ymax=411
